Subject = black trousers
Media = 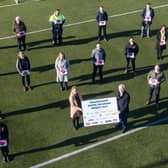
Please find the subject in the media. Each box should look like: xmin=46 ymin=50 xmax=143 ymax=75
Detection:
xmin=22 ymin=75 xmax=30 ymax=87
xmin=1 ymin=146 xmax=9 ymax=162
xmin=98 ymin=26 xmax=107 ymax=39
xmin=92 ymin=64 xmax=103 ymax=81
xmin=17 ymin=36 xmax=26 ymax=51
xmin=125 ymin=58 xmax=136 ymax=72
xmin=52 ymin=29 xmax=63 ymax=44
xmin=156 ymin=45 xmax=166 ymax=59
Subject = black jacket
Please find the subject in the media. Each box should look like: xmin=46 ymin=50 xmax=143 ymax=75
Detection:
xmin=16 ymin=56 xmax=31 ymax=73
xmin=117 ymin=91 xmax=130 ymax=114
xmin=142 ymin=7 xmax=154 ymax=19
xmin=0 ymin=123 xmax=9 ymax=143
xmin=96 ymin=11 xmax=108 ymax=22
xmin=13 ymin=21 xmax=27 ymax=33
xmin=156 ymin=29 xmax=168 ymax=48
xmin=125 ymin=42 xmax=139 ymax=58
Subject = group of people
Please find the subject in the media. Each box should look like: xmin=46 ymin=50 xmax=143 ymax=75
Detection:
xmin=0 ymin=2 xmax=167 ymax=163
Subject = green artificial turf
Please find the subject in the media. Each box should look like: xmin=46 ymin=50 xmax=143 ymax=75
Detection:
xmin=0 ymin=0 xmax=168 ymax=167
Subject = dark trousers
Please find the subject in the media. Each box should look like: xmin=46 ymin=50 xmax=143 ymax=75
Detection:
xmin=22 ymin=75 xmax=30 ymax=87
xmin=17 ymin=36 xmax=26 ymax=51
xmin=1 ymin=146 xmax=9 ymax=162
xmin=125 ymin=58 xmax=136 ymax=72
xmin=72 ymin=117 xmax=80 ymax=130
xmin=92 ymin=64 xmax=103 ymax=81
xmin=156 ymin=46 xmax=164 ymax=59
xmin=60 ymin=82 xmax=68 ymax=90
xmin=119 ymin=112 xmax=128 ymax=130
xmin=148 ymin=86 xmax=160 ymax=104
xmin=52 ymin=29 xmax=63 ymax=44
xmin=98 ymin=26 xmax=107 ymax=39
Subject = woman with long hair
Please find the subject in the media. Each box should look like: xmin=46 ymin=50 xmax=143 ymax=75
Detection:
xmin=55 ymin=52 xmax=70 ymax=91
xmin=69 ymin=86 xmax=83 ymax=130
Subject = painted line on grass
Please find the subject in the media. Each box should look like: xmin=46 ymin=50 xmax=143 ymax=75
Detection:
xmin=30 ymin=116 xmax=168 ymax=168
xmin=0 ymin=3 xmax=19 ymax=8
xmin=0 ymin=3 xmax=168 ymax=41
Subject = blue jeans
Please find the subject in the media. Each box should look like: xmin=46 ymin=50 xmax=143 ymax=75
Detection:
xmin=148 ymin=86 xmax=160 ymax=104
xmin=119 ymin=112 xmax=128 ymax=130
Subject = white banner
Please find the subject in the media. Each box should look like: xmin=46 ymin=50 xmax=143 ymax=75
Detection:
xmin=82 ymin=97 xmax=120 ymax=127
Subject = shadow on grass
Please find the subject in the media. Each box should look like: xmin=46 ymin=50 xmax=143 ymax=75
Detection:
xmin=139 ymin=158 xmax=168 ymax=168
xmin=0 ymin=29 xmax=159 ymax=50
xmin=10 ymin=97 xmax=168 ymax=159
xmin=26 ymin=28 xmax=159 ymax=50
xmin=3 ymin=90 xmax=113 ymax=118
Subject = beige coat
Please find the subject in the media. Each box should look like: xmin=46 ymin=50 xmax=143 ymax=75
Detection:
xmin=69 ymin=94 xmax=83 ymax=119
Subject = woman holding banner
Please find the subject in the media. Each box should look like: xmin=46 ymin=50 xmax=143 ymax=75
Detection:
xmin=69 ymin=86 xmax=83 ymax=130
xmin=55 ymin=52 xmax=70 ymax=91
xmin=117 ymin=84 xmax=130 ymax=133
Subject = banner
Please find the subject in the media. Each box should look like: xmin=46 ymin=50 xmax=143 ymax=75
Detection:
xmin=82 ymin=97 xmax=120 ymax=127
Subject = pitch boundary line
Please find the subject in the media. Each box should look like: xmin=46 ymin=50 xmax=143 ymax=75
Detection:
xmin=0 ymin=3 xmax=168 ymax=41
xmin=30 ymin=116 xmax=168 ymax=168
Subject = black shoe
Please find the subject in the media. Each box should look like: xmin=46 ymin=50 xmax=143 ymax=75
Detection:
xmin=61 ymin=87 xmax=65 ymax=91
xmin=122 ymin=128 xmax=127 ymax=133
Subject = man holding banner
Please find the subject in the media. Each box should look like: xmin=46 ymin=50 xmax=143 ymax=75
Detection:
xmin=117 ymin=84 xmax=130 ymax=133
xmin=0 ymin=123 xmax=9 ymax=163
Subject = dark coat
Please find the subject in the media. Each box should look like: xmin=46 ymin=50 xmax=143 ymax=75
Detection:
xmin=96 ymin=11 xmax=108 ymax=23
xmin=125 ymin=42 xmax=139 ymax=58
xmin=0 ymin=123 xmax=9 ymax=143
xmin=117 ymin=91 xmax=130 ymax=114
xmin=16 ymin=56 xmax=31 ymax=72
xmin=141 ymin=7 xmax=154 ymax=25
xmin=156 ymin=29 xmax=168 ymax=50
xmin=13 ymin=21 xmax=27 ymax=34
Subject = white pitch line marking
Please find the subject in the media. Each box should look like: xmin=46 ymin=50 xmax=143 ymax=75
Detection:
xmin=0 ymin=3 xmax=168 ymax=41
xmin=30 ymin=116 xmax=168 ymax=168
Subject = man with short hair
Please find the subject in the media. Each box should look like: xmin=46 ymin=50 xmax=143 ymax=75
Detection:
xmin=91 ymin=42 xmax=106 ymax=83
xmin=141 ymin=3 xmax=155 ymax=38
xmin=49 ymin=9 xmax=65 ymax=46
xmin=117 ymin=84 xmax=130 ymax=133
xmin=96 ymin=6 xmax=108 ymax=41
xmin=146 ymin=64 xmax=166 ymax=108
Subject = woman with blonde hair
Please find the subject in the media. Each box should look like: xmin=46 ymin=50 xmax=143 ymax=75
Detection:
xmin=69 ymin=86 xmax=83 ymax=130
xmin=55 ymin=52 xmax=70 ymax=91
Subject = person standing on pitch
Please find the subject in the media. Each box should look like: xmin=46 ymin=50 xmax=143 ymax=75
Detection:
xmin=49 ymin=9 xmax=65 ymax=46
xmin=0 ymin=123 xmax=9 ymax=163
xmin=124 ymin=37 xmax=139 ymax=75
xmin=91 ymin=42 xmax=106 ymax=83
xmin=69 ymin=86 xmax=83 ymax=130
xmin=96 ymin=6 xmax=108 ymax=41
xmin=140 ymin=3 xmax=154 ymax=38
xmin=55 ymin=52 xmax=70 ymax=91
xmin=117 ymin=84 xmax=130 ymax=133
xmin=146 ymin=64 xmax=166 ymax=108
xmin=16 ymin=51 xmax=32 ymax=91
xmin=13 ymin=16 xmax=27 ymax=51
xmin=15 ymin=0 xmax=20 ymax=4
xmin=156 ymin=25 xmax=168 ymax=60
